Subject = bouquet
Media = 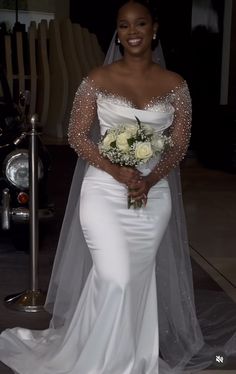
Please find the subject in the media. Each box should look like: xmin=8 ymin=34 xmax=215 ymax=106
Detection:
xmin=98 ymin=117 xmax=172 ymax=208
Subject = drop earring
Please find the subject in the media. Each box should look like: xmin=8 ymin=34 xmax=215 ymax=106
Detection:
xmin=115 ymin=35 xmax=121 ymax=45
xmin=153 ymin=33 xmax=156 ymax=40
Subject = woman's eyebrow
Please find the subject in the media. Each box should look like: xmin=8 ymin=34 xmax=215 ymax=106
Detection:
xmin=118 ymin=17 xmax=147 ymax=22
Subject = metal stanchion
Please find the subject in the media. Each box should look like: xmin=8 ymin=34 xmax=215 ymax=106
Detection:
xmin=4 ymin=115 xmax=46 ymax=312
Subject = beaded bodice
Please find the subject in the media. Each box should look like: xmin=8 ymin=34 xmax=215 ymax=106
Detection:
xmin=96 ymin=91 xmax=175 ymax=136
xmin=68 ymin=77 xmax=192 ymax=180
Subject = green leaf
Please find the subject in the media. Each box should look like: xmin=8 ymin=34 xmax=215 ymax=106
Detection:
xmin=135 ymin=116 xmax=141 ymax=126
xmin=127 ymin=138 xmax=135 ymax=146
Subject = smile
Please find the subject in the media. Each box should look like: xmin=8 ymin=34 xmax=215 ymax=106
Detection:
xmin=127 ymin=38 xmax=142 ymax=46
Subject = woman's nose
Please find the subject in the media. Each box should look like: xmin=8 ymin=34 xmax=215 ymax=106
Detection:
xmin=128 ymin=25 xmax=137 ymax=34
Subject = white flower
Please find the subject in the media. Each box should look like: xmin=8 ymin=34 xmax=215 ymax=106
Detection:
xmin=135 ymin=142 xmax=153 ymax=160
xmin=124 ymin=124 xmax=138 ymax=136
xmin=102 ymin=132 xmax=116 ymax=149
xmin=142 ymin=124 xmax=154 ymax=135
xmin=151 ymin=136 xmax=165 ymax=152
xmin=116 ymin=132 xmax=130 ymax=152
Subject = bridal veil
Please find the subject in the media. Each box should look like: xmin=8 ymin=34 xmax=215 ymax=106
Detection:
xmin=44 ymin=34 xmax=236 ymax=373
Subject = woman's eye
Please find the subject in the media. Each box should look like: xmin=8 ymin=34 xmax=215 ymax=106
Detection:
xmin=137 ymin=22 xmax=147 ymax=26
xmin=118 ymin=24 xmax=128 ymax=29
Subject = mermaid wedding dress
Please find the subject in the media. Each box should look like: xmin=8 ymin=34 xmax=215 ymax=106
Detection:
xmin=0 ymin=77 xmax=203 ymax=374
xmin=1 ymin=39 xmax=236 ymax=373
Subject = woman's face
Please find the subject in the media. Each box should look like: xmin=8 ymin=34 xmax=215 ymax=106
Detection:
xmin=117 ymin=2 xmax=157 ymax=56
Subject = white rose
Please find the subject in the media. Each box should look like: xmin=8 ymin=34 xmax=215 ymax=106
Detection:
xmin=102 ymin=132 xmax=116 ymax=149
xmin=135 ymin=142 xmax=153 ymax=160
xmin=142 ymin=124 xmax=154 ymax=135
xmin=116 ymin=132 xmax=130 ymax=152
xmin=124 ymin=124 xmax=138 ymax=136
xmin=151 ymin=137 xmax=165 ymax=152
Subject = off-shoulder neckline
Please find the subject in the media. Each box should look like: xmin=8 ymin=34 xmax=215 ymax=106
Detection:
xmin=82 ymin=76 xmax=187 ymax=111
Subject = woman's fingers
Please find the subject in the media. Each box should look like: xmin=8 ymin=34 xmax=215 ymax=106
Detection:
xmin=110 ymin=165 xmax=140 ymax=185
xmin=122 ymin=169 xmax=140 ymax=181
xmin=129 ymin=189 xmax=148 ymax=206
xmin=111 ymin=165 xmax=145 ymax=187
xmin=127 ymin=177 xmax=150 ymax=205
xmin=120 ymin=169 xmax=141 ymax=185
xmin=128 ymin=188 xmax=145 ymax=198
xmin=114 ymin=169 xmax=150 ymax=205
xmin=128 ymin=179 xmax=145 ymax=191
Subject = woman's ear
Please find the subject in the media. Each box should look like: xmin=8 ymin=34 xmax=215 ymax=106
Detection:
xmin=151 ymin=22 xmax=159 ymax=49
xmin=153 ymin=22 xmax=159 ymax=36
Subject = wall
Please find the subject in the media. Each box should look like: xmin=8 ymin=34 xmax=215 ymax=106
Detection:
xmin=0 ymin=0 xmax=55 ymax=11
xmin=0 ymin=0 xmax=69 ymax=24
xmin=228 ymin=0 xmax=236 ymax=108
xmin=25 ymin=0 xmax=55 ymax=12
xmin=54 ymin=0 xmax=69 ymax=20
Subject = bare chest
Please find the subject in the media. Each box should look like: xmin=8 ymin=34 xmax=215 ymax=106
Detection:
xmin=104 ymin=80 xmax=165 ymax=110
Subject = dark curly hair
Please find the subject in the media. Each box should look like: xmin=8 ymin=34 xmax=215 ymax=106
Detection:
xmin=115 ymin=0 xmax=159 ymax=53
xmin=116 ymin=0 xmax=159 ymax=22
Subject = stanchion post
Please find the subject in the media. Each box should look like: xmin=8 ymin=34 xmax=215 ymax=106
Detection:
xmin=30 ymin=115 xmax=39 ymax=293
xmin=4 ymin=114 xmax=46 ymax=312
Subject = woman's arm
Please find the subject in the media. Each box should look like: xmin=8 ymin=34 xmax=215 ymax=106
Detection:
xmin=129 ymin=80 xmax=192 ymax=202
xmin=68 ymin=77 xmax=140 ymax=185
xmin=68 ymin=78 xmax=111 ymax=171
xmin=146 ymin=80 xmax=192 ymax=187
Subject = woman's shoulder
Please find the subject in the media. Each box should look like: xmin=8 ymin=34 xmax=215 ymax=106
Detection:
xmin=84 ymin=64 xmax=187 ymax=97
xmin=87 ymin=63 xmax=120 ymax=89
xmin=153 ymin=65 xmax=186 ymax=92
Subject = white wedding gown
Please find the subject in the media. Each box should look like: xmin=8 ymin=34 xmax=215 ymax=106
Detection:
xmin=0 ymin=78 xmax=205 ymax=374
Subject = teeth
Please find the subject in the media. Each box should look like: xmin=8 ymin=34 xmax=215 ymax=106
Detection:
xmin=127 ymin=38 xmax=142 ymax=46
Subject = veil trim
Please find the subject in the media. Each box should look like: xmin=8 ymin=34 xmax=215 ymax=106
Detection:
xmin=45 ymin=34 xmax=236 ymax=373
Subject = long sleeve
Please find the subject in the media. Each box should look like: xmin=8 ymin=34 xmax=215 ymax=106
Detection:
xmin=148 ymin=81 xmax=192 ymax=184
xmin=68 ymin=77 xmax=107 ymax=169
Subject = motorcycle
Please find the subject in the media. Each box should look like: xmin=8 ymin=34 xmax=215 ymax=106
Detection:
xmin=0 ymin=65 xmax=54 ymax=251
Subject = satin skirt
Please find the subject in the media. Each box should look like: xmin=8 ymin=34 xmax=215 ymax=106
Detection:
xmin=0 ymin=166 xmax=171 ymax=374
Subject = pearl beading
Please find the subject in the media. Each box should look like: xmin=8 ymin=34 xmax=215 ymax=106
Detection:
xmin=68 ymin=77 xmax=192 ymax=181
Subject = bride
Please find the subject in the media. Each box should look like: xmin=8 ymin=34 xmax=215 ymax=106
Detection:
xmin=0 ymin=0 xmax=236 ymax=373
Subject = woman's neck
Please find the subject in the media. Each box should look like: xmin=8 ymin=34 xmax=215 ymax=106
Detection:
xmin=121 ymin=53 xmax=154 ymax=75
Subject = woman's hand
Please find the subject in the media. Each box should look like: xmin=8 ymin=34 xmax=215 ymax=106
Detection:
xmin=108 ymin=164 xmax=141 ymax=186
xmin=107 ymin=164 xmax=154 ymax=206
xmin=127 ymin=177 xmax=152 ymax=206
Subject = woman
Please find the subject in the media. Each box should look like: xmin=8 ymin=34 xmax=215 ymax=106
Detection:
xmin=1 ymin=1 xmax=235 ymax=373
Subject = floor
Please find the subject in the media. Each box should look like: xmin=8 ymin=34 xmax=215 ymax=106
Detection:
xmin=181 ymin=157 xmax=236 ymax=373
xmin=181 ymin=157 xmax=236 ymax=300
xmin=0 ymin=146 xmax=235 ymax=374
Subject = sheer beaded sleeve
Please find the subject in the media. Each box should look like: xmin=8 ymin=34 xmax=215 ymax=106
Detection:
xmin=68 ymin=78 xmax=109 ymax=170
xmin=148 ymin=81 xmax=192 ymax=185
